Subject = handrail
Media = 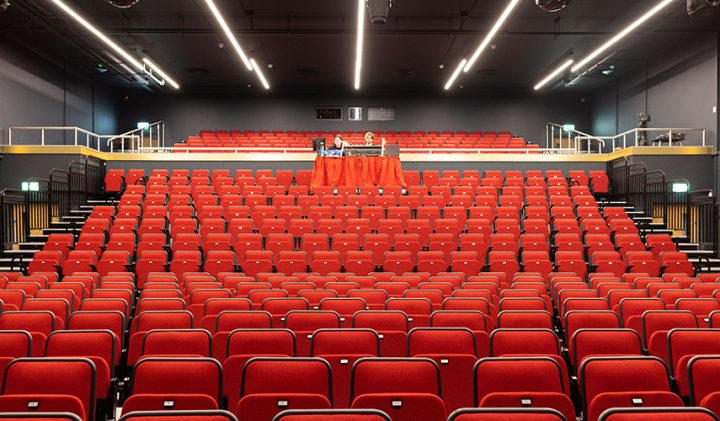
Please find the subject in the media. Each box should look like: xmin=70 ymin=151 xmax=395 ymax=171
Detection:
xmin=108 ymin=121 xmax=166 ymax=153
xmin=575 ymin=127 xmax=707 ymax=150
xmin=546 ymin=122 xmax=606 ymax=154
xmin=7 ymin=126 xmax=139 ymax=151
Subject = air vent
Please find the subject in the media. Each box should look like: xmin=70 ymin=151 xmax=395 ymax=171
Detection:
xmin=297 ymin=68 xmax=319 ymax=76
xmin=185 ymin=68 xmax=209 ymax=74
xmin=368 ymin=106 xmax=396 ymax=121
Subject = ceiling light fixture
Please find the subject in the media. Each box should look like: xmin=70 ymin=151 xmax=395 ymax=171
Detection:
xmin=571 ymin=0 xmax=674 ymax=73
xmin=203 ymin=0 xmax=253 ymax=71
xmin=143 ymin=58 xmax=180 ymax=90
xmin=51 ymin=0 xmax=143 ymax=71
xmin=534 ymin=58 xmax=574 ymax=90
xmin=444 ymin=58 xmax=468 ymax=90
xmin=250 ymin=58 xmax=270 ymax=90
xmin=464 ymin=0 xmax=522 ymax=72
xmin=354 ymin=0 xmax=366 ymax=90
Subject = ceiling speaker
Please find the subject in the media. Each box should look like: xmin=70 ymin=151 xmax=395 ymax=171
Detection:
xmin=535 ymin=0 xmax=572 ymax=12
xmin=105 ymin=0 xmax=141 ymax=8
xmin=687 ymin=0 xmax=720 ymax=16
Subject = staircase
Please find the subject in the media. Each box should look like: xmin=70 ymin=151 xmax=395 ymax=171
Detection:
xmin=0 ymin=199 xmax=118 ymax=272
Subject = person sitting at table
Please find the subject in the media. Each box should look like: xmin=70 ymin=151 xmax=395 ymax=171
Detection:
xmin=328 ymin=135 xmax=347 ymax=150
xmin=364 ymin=131 xmax=375 ymax=145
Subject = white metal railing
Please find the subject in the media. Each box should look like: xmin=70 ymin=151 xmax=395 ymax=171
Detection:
xmin=546 ymin=122 xmax=606 ymax=154
xmin=574 ymin=127 xmax=707 ymax=151
xmin=6 ymin=126 xmax=139 ymax=151
xmin=108 ymin=121 xmax=166 ymax=153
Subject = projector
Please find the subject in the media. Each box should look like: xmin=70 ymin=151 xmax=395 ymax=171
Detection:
xmin=687 ymin=0 xmax=720 ymax=16
xmin=366 ymin=0 xmax=393 ymax=24
xmin=535 ymin=0 xmax=572 ymax=12
xmin=105 ymin=0 xmax=141 ymax=8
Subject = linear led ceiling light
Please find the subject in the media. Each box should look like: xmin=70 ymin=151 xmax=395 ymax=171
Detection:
xmin=203 ymin=0 xmax=270 ymax=89
xmin=51 ymin=0 xmax=180 ymax=89
xmin=534 ymin=58 xmax=574 ymax=90
xmin=444 ymin=59 xmax=468 ymax=91
xmin=354 ymin=0 xmax=366 ymax=90
xmin=250 ymin=59 xmax=270 ymax=90
xmin=464 ymin=0 xmax=522 ymax=72
xmin=571 ymin=0 xmax=674 ymax=73
xmin=143 ymin=58 xmax=180 ymax=90
xmin=444 ymin=0 xmax=521 ymax=90
xmin=203 ymin=0 xmax=253 ymax=71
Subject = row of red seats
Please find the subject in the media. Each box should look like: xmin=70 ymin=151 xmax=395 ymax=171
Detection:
xmin=104 ymin=168 xmax=610 ymax=195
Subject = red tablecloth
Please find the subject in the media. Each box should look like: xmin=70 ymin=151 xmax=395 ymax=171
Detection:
xmin=311 ymin=156 xmax=407 ymax=189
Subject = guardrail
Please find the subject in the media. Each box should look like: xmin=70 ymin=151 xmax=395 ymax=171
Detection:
xmin=6 ymin=126 xmax=139 ymax=151
xmin=577 ymin=127 xmax=707 ymax=150
xmin=0 ymin=156 xmax=104 ymax=252
xmin=108 ymin=121 xmax=166 ymax=153
xmin=608 ymin=157 xmax=717 ymax=255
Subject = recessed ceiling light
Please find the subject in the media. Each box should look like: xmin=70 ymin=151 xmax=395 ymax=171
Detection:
xmin=438 ymin=64 xmax=445 ymax=69
xmin=267 ymin=63 xmax=274 ymax=69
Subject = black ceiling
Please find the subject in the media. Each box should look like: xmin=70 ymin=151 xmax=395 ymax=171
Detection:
xmin=1 ymin=0 xmax=719 ymax=93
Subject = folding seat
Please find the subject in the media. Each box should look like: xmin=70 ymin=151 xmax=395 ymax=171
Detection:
xmin=447 ymin=408 xmax=567 ymax=421
xmin=657 ymin=289 xmax=698 ymax=309
xmin=676 ymin=298 xmax=720 ymax=327
xmin=0 ymin=330 xmax=32 ymax=391
xmin=488 ymin=251 xmax=519 ymax=280
xmin=21 ymin=298 xmax=70 ymax=329
xmin=320 ymin=195 xmax=345 ymax=210
xmin=554 ymin=251 xmax=587 ymax=279
xmin=0 ymin=311 xmax=55 ymax=356
xmin=140 ymin=329 xmax=212 ymax=360
xmin=659 ymin=251 xmax=694 ymax=276
xmin=350 ymin=358 xmax=446 ymax=421
xmin=570 ymin=328 xmax=643 ymax=370
xmin=61 ymin=250 xmax=97 ymax=276
xmin=617 ymin=297 xmax=666 ymax=334
xmin=474 ymin=356 xmax=574 ymax=420
xmin=579 ymin=356 xmax=682 ymax=421
xmin=416 ymin=251 xmax=448 ymax=276
xmin=497 ymin=310 xmax=553 ymax=329
xmin=344 ymin=288 xmax=385 ymax=309
xmin=351 ymin=310 xmax=409 ymax=357
xmin=0 ymin=358 xmax=96 ymax=421
xmin=382 ymin=251 xmax=414 ymax=274
xmin=274 ymin=251 xmax=308 ymax=277
xmin=309 ymin=251 xmax=342 ymax=275
xmin=168 ymin=250 xmax=202 ymax=279
xmin=667 ymin=329 xmax=720 ymax=397
xmin=232 ymin=233 xmax=262 ymax=260
xmin=407 ymin=328 xmax=477 ymax=412
xmin=641 ymin=310 xmax=698 ymax=365
xmin=204 ymin=233 xmax=233 ymax=254
xmin=127 ymin=311 xmax=195 ymax=366
xmin=563 ymin=309 xmax=620 ymax=342
xmin=489 ymin=233 xmax=517 ymax=253
xmin=122 ymin=357 xmax=221 ymax=416
xmin=385 ymin=297 xmax=433 ymax=329
xmin=339 ymin=250 xmax=374 ymax=276
xmin=434 ymin=218 xmax=462 ymax=240
xmin=240 ymin=250 xmax=274 ymax=278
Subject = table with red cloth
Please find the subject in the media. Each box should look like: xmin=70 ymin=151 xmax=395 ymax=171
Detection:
xmin=310 ymin=156 xmax=407 ymax=188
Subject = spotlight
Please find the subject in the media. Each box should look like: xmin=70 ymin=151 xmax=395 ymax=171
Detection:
xmin=535 ymin=0 xmax=572 ymax=12
xmin=105 ymin=0 xmax=140 ymax=8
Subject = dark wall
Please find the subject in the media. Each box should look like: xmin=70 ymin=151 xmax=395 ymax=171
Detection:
xmin=117 ymin=90 xmax=592 ymax=147
xmin=0 ymin=154 xmax=89 ymax=190
xmin=0 ymin=39 xmax=120 ymax=145
xmin=591 ymin=33 xmax=718 ymax=148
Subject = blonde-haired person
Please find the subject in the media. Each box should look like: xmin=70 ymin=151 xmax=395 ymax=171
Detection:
xmin=364 ymin=131 xmax=375 ymax=145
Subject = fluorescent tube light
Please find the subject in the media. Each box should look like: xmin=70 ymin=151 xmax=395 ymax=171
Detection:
xmin=354 ymin=0 xmax=366 ymax=90
xmin=250 ymin=58 xmax=270 ymax=90
xmin=534 ymin=59 xmax=574 ymax=90
xmin=203 ymin=0 xmax=254 ymax=71
xmin=444 ymin=59 xmax=468 ymax=90
xmin=143 ymin=58 xmax=180 ymax=90
xmin=571 ymin=0 xmax=674 ymax=73
xmin=463 ymin=0 xmax=521 ymax=72
xmin=51 ymin=0 xmax=143 ymax=71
